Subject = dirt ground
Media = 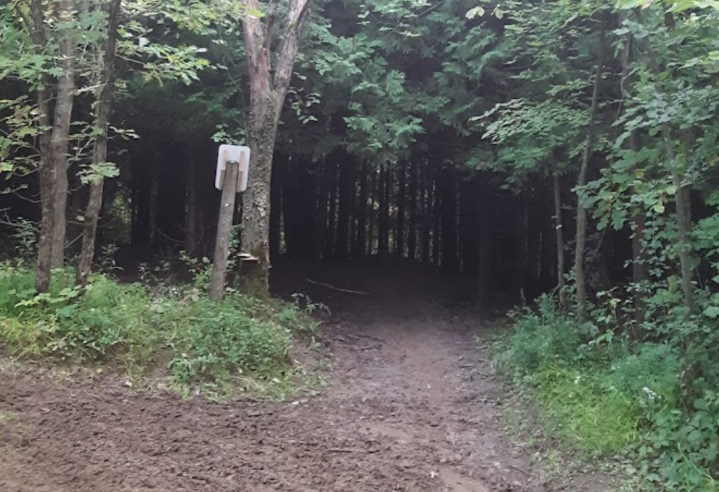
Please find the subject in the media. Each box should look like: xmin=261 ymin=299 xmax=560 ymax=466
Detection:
xmin=0 ymin=263 xmax=612 ymax=492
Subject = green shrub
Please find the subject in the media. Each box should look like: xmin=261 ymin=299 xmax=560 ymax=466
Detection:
xmin=505 ymin=295 xmax=581 ymax=374
xmin=0 ymin=263 xmax=315 ymax=396
xmin=167 ymin=295 xmax=293 ymax=386
xmin=497 ymin=295 xmax=719 ymax=491
xmin=608 ymin=343 xmax=682 ymax=402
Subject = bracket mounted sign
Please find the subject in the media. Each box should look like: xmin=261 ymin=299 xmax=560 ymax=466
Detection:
xmin=215 ymin=145 xmax=250 ymax=193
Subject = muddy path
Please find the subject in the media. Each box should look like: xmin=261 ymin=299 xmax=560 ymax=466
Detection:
xmin=0 ymin=266 xmax=550 ymax=492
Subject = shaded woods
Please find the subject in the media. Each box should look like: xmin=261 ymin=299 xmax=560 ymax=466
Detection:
xmin=3 ymin=1 xmax=719 ymax=489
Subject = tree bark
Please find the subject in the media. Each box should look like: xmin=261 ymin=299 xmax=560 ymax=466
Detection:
xmin=185 ymin=156 xmax=202 ymax=256
xmin=354 ymin=162 xmax=368 ymax=258
xmin=325 ymin=158 xmax=337 ymax=258
xmin=317 ymin=160 xmax=329 ymax=259
xmin=553 ymin=169 xmax=566 ymax=309
xmin=478 ymin=195 xmax=491 ymax=307
xmin=378 ymin=167 xmax=389 ymax=256
xmin=77 ymin=0 xmax=122 ymax=287
xmin=49 ymin=0 xmax=78 ymax=269
xmin=368 ymin=166 xmax=377 ymax=255
xmin=28 ymin=0 xmax=55 ymax=292
xmin=459 ymin=176 xmax=479 ymax=278
xmin=148 ymin=154 xmax=159 ymax=247
xmin=440 ymin=166 xmax=458 ymax=272
xmin=396 ymin=161 xmax=406 ymax=257
xmin=421 ymin=160 xmax=431 ymax=264
xmin=575 ymin=30 xmax=605 ymax=321
xmin=432 ymin=167 xmax=441 ymax=267
xmin=407 ymin=160 xmax=418 ymax=261
xmin=335 ymin=156 xmax=353 ymax=259
xmin=239 ymin=0 xmax=311 ymax=295
xmin=269 ymin=152 xmax=283 ymax=262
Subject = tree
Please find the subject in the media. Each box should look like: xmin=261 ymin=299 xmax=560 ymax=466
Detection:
xmin=19 ymin=0 xmax=78 ymax=291
xmin=238 ymin=0 xmax=312 ymax=295
xmin=76 ymin=0 xmax=123 ymax=287
xmin=574 ymin=23 xmax=606 ymax=321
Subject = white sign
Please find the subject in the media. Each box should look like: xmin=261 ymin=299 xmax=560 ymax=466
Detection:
xmin=215 ymin=145 xmax=250 ymax=192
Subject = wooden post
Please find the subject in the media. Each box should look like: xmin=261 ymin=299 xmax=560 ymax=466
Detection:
xmin=210 ymin=160 xmax=240 ymax=302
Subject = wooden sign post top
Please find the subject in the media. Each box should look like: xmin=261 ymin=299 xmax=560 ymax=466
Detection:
xmin=215 ymin=145 xmax=250 ymax=193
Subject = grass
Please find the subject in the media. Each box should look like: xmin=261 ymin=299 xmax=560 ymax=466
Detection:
xmin=532 ymin=364 xmax=641 ymax=457
xmin=0 ymin=262 xmax=321 ymax=399
xmin=493 ymin=295 xmax=719 ymax=491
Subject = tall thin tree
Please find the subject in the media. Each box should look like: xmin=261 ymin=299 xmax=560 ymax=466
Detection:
xmin=76 ymin=0 xmax=122 ymax=287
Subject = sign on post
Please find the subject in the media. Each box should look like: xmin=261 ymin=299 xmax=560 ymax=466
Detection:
xmin=209 ymin=144 xmax=251 ymax=302
xmin=215 ymin=145 xmax=250 ymax=193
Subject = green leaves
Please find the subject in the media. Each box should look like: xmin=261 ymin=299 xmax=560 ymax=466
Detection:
xmin=465 ymin=6 xmax=485 ymax=19
xmin=78 ymin=162 xmax=119 ymax=185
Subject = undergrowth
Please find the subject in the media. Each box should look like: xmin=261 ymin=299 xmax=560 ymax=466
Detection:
xmin=495 ymin=295 xmax=719 ymax=492
xmin=0 ymin=261 xmax=321 ymax=398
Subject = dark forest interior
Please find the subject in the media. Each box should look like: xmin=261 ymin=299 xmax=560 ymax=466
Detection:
xmin=2 ymin=1 xmax=719 ymax=489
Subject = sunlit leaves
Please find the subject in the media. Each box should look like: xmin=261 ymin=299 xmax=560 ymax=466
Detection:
xmin=78 ymin=162 xmax=120 ymax=185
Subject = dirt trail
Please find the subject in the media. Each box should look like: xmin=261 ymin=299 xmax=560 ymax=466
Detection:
xmin=0 ymin=268 xmax=536 ymax=492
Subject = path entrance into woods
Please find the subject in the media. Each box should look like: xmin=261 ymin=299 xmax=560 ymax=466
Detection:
xmin=0 ymin=263 xmax=609 ymax=492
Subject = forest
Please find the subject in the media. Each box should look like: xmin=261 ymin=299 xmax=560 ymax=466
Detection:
xmin=2 ymin=0 xmax=719 ymax=490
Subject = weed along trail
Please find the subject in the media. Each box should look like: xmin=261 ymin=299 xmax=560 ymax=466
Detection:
xmin=0 ymin=271 xmax=538 ymax=492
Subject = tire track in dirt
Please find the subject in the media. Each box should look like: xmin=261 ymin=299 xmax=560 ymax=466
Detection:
xmin=0 ymin=298 xmax=532 ymax=492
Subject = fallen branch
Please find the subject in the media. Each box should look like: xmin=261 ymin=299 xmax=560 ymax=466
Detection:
xmin=306 ymin=279 xmax=370 ymax=295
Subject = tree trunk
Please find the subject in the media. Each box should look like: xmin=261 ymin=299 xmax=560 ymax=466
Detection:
xmin=407 ymin=160 xmax=418 ymax=261
xmin=148 ymin=154 xmax=159 ymax=247
xmin=575 ymin=31 xmax=605 ymax=321
xmin=239 ymin=0 xmax=311 ymax=295
xmin=396 ymin=161 xmax=406 ymax=257
xmin=35 ymin=82 xmax=55 ymax=292
xmin=674 ymin=178 xmax=694 ymax=314
xmin=49 ymin=0 xmax=77 ymax=269
xmin=51 ymin=166 xmax=69 ymax=268
xmin=478 ymin=197 xmax=490 ymax=307
xmin=421 ymin=160 xmax=431 ymax=264
xmin=620 ymin=24 xmax=649 ymax=325
xmin=336 ymin=156 xmax=353 ymax=260
xmin=240 ymin=105 xmax=280 ymax=293
xmin=77 ymin=0 xmax=122 ymax=287
xmin=638 ymin=11 xmax=695 ymax=315
xmin=553 ymin=170 xmax=566 ymax=309
xmin=440 ymin=166 xmax=458 ymax=272
xmin=460 ymin=176 xmax=479 ymax=277
xmin=432 ymin=167 xmax=441 ymax=267
xmin=317 ymin=160 xmax=329 ymax=259
xmin=368 ymin=166 xmax=377 ymax=255
xmin=377 ymin=167 xmax=389 ymax=256
xmin=185 ymin=157 xmax=201 ymax=256
xmin=269 ymin=152 xmax=283 ymax=262
xmin=354 ymin=162 xmax=368 ymax=258
xmin=325 ymin=158 xmax=337 ymax=258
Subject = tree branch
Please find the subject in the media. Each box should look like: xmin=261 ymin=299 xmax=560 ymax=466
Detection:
xmin=263 ymin=0 xmax=280 ymax=56
xmin=241 ymin=0 xmax=264 ymax=71
xmin=272 ymin=0 xmax=311 ymax=90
